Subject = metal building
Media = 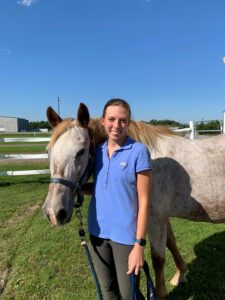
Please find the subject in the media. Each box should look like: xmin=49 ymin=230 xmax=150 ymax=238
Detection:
xmin=0 ymin=116 xmax=29 ymax=132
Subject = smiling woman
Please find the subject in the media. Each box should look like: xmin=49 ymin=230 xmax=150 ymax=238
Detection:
xmin=43 ymin=100 xmax=152 ymax=300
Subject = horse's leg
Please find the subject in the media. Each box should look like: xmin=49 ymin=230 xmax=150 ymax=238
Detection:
xmin=149 ymin=219 xmax=168 ymax=299
xmin=166 ymin=220 xmax=187 ymax=286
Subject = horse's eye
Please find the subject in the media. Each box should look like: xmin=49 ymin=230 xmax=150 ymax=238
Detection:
xmin=75 ymin=148 xmax=85 ymax=158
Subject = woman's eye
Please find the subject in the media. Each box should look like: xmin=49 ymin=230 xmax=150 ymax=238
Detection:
xmin=75 ymin=149 xmax=85 ymax=158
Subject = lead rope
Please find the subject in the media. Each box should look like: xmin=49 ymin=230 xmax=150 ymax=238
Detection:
xmin=75 ymin=202 xmax=103 ymax=300
xmin=130 ymin=261 xmax=157 ymax=300
xmin=75 ymin=200 xmax=156 ymax=300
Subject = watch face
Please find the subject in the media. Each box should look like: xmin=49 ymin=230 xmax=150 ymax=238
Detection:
xmin=140 ymin=239 xmax=146 ymax=246
xmin=135 ymin=239 xmax=146 ymax=246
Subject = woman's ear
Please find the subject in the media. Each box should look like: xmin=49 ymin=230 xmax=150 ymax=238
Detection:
xmin=100 ymin=117 xmax=104 ymax=127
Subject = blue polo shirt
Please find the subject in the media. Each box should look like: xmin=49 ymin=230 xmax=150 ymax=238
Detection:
xmin=88 ymin=136 xmax=152 ymax=245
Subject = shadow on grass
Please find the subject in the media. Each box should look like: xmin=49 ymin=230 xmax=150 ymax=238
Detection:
xmin=166 ymin=230 xmax=225 ymax=300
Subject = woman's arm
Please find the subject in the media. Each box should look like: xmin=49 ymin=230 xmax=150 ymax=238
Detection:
xmin=127 ymin=170 xmax=152 ymax=275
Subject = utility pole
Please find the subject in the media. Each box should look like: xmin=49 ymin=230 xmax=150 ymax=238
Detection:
xmin=57 ymin=96 xmax=61 ymax=116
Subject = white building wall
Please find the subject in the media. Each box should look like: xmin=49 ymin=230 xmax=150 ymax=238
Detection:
xmin=0 ymin=117 xmax=29 ymax=132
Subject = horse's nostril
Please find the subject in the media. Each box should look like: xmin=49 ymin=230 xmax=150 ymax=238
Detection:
xmin=56 ymin=209 xmax=67 ymax=222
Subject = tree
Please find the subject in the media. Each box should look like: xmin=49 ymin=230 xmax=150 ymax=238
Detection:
xmin=144 ymin=119 xmax=188 ymax=128
xmin=196 ymin=120 xmax=221 ymax=135
xmin=29 ymin=121 xmax=51 ymax=130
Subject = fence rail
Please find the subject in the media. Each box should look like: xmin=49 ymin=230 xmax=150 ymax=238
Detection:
xmin=0 ymin=137 xmax=50 ymax=177
xmin=0 ymin=169 xmax=50 ymax=176
xmin=0 ymin=137 xmax=50 ymax=143
xmin=0 ymin=154 xmax=49 ymax=160
xmin=173 ymin=113 xmax=225 ymax=139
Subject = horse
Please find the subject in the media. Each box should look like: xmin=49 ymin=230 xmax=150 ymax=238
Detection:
xmin=42 ymin=103 xmax=225 ymax=299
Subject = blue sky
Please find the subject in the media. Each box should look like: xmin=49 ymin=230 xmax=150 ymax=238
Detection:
xmin=0 ymin=0 xmax=225 ymax=123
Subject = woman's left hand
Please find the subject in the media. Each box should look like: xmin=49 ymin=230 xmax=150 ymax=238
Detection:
xmin=126 ymin=244 xmax=145 ymax=275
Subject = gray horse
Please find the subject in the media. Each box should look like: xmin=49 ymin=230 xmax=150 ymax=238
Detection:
xmin=43 ymin=103 xmax=225 ymax=299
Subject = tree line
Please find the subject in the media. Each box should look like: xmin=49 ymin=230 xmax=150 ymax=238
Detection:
xmin=29 ymin=121 xmax=51 ymax=130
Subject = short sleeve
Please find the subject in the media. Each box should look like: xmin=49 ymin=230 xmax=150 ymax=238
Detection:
xmin=135 ymin=144 xmax=152 ymax=173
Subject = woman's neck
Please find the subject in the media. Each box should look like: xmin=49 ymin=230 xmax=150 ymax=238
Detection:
xmin=107 ymin=136 xmax=128 ymax=158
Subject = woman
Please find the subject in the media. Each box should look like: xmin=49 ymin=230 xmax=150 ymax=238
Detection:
xmin=88 ymin=98 xmax=152 ymax=300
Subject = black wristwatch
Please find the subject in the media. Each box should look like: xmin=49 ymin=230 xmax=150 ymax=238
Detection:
xmin=134 ymin=238 xmax=146 ymax=247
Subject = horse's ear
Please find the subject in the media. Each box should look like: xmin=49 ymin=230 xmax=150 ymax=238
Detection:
xmin=77 ymin=103 xmax=90 ymax=127
xmin=46 ymin=106 xmax=63 ymax=128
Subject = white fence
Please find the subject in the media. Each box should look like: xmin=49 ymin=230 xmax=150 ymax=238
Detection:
xmin=1 ymin=113 xmax=224 ymax=176
xmin=0 ymin=137 xmax=50 ymax=177
xmin=173 ymin=121 xmax=196 ymax=139
xmin=173 ymin=111 xmax=225 ymax=139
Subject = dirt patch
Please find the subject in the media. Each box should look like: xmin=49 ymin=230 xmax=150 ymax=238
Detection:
xmin=0 ymin=267 xmax=11 ymax=296
xmin=4 ymin=204 xmax=41 ymax=228
xmin=0 ymin=204 xmax=41 ymax=297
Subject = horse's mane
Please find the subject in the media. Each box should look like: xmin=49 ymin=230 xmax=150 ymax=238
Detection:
xmin=47 ymin=118 xmax=75 ymax=150
xmin=47 ymin=118 xmax=175 ymax=151
xmin=128 ymin=121 xmax=175 ymax=149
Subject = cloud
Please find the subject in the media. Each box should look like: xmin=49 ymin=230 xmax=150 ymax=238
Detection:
xmin=17 ymin=0 xmax=39 ymax=7
xmin=223 ymin=57 xmax=225 ymax=64
xmin=0 ymin=48 xmax=12 ymax=54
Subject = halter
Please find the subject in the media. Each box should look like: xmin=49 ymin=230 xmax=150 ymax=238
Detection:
xmin=49 ymin=129 xmax=94 ymax=208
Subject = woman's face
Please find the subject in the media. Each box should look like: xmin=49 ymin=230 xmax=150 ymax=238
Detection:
xmin=101 ymin=105 xmax=130 ymax=144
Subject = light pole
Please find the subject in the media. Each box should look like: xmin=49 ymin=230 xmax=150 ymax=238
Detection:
xmin=57 ymin=96 xmax=61 ymax=116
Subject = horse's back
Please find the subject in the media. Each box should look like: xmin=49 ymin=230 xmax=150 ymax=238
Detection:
xmin=151 ymin=134 xmax=225 ymax=223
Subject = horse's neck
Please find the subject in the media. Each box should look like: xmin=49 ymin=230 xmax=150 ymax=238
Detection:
xmin=128 ymin=121 xmax=175 ymax=150
xmin=89 ymin=119 xmax=107 ymax=145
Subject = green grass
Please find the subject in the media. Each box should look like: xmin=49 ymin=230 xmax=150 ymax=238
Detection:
xmin=0 ymin=174 xmax=224 ymax=299
xmin=0 ymin=145 xmax=47 ymax=154
xmin=0 ymin=162 xmax=49 ymax=172
xmin=0 ymin=132 xmax=49 ymax=154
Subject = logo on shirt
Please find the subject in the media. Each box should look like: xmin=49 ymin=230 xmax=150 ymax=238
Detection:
xmin=119 ymin=161 xmax=127 ymax=169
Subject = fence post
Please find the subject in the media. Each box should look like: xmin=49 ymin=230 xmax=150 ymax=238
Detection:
xmin=189 ymin=121 xmax=195 ymax=139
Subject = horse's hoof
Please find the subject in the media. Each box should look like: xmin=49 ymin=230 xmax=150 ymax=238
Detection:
xmin=170 ymin=272 xmax=187 ymax=286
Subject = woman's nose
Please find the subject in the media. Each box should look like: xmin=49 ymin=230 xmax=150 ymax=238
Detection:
xmin=113 ymin=119 xmax=120 ymax=128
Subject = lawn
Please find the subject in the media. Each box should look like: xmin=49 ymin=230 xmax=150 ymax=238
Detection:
xmin=0 ymin=174 xmax=224 ymax=300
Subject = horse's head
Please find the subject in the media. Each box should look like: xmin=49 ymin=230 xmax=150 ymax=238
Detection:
xmin=42 ymin=103 xmax=92 ymax=225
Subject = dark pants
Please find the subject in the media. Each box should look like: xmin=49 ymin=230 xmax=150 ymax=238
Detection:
xmin=90 ymin=235 xmax=133 ymax=300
